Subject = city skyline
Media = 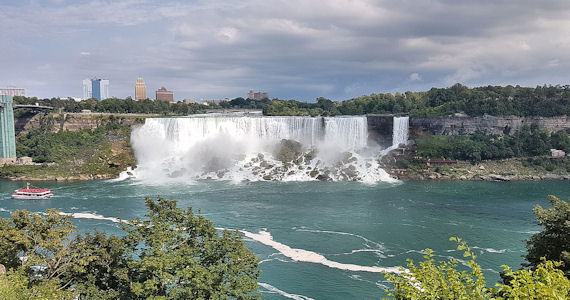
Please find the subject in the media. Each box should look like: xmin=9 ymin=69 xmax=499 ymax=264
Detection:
xmin=1 ymin=1 xmax=569 ymax=101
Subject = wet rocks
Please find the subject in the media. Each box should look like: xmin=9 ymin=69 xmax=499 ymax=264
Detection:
xmin=275 ymin=139 xmax=303 ymax=163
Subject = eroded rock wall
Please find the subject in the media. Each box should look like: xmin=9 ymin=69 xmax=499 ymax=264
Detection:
xmin=409 ymin=115 xmax=570 ymax=137
xmin=15 ymin=113 xmax=147 ymax=134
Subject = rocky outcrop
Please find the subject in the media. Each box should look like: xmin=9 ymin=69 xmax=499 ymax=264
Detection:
xmin=15 ymin=113 xmax=149 ymax=134
xmin=366 ymin=115 xmax=394 ymax=147
xmin=409 ymin=115 xmax=570 ymax=137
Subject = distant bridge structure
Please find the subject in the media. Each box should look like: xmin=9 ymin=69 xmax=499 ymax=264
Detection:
xmin=13 ymin=104 xmax=54 ymax=111
xmin=0 ymin=91 xmax=53 ymax=164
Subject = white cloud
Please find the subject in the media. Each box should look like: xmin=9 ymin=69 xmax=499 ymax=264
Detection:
xmin=409 ymin=73 xmax=422 ymax=81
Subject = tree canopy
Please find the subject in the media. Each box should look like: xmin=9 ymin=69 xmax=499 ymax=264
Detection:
xmin=525 ymin=195 xmax=570 ymax=278
xmin=384 ymin=196 xmax=570 ymax=299
xmin=415 ymin=127 xmax=570 ymax=163
xmin=0 ymin=197 xmax=260 ymax=299
xmin=383 ymin=237 xmax=570 ymax=300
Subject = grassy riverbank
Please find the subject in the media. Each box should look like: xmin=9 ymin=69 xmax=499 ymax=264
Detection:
xmin=0 ymin=123 xmax=135 ymax=181
xmin=382 ymin=151 xmax=570 ymax=181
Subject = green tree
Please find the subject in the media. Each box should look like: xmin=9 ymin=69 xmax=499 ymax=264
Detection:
xmin=0 ymin=197 xmax=261 ymax=299
xmin=125 ymin=197 xmax=261 ymax=299
xmin=496 ymin=260 xmax=570 ymax=299
xmin=0 ymin=269 xmax=73 ymax=300
xmin=383 ymin=237 xmax=570 ymax=300
xmin=524 ymin=195 xmax=570 ymax=278
xmin=383 ymin=237 xmax=488 ymax=300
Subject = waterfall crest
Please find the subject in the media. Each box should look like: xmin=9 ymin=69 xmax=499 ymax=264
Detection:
xmin=130 ymin=114 xmax=402 ymax=183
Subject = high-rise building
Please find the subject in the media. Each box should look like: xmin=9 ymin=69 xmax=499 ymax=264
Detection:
xmin=83 ymin=78 xmax=109 ymax=101
xmin=0 ymin=88 xmax=18 ymax=164
xmin=247 ymin=90 xmax=269 ymax=100
xmin=82 ymin=79 xmax=92 ymax=100
xmin=135 ymin=77 xmax=147 ymax=100
xmin=156 ymin=87 xmax=174 ymax=102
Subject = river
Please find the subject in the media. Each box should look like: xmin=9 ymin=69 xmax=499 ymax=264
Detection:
xmin=1 ymin=179 xmax=566 ymax=299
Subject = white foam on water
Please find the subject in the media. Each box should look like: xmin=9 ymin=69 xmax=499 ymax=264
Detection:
xmin=241 ymin=229 xmax=402 ymax=274
xmin=0 ymin=208 xmax=10 ymax=212
xmin=110 ymin=166 xmax=136 ymax=182
xmin=331 ymin=249 xmax=387 ymax=258
xmin=472 ymin=246 xmax=507 ymax=254
xmin=59 ymin=212 xmax=125 ymax=224
xmin=295 ymin=228 xmax=385 ymax=250
xmin=258 ymin=282 xmax=315 ymax=300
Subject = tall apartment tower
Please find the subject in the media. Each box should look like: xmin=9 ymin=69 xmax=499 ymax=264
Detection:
xmin=0 ymin=88 xmax=19 ymax=164
xmin=135 ymin=77 xmax=147 ymax=100
xmin=83 ymin=78 xmax=109 ymax=101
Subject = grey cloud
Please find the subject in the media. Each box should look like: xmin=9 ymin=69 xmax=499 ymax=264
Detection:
xmin=0 ymin=0 xmax=569 ymax=100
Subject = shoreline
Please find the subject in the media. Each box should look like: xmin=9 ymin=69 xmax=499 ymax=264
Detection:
xmin=3 ymin=167 xmax=569 ymax=182
xmin=2 ymin=173 xmax=117 ymax=182
xmin=387 ymin=169 xmax=570 ymax=181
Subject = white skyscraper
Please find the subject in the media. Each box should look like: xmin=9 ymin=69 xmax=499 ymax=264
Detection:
xmin=82 ymin=79 xmax=92 ymax=100
xmin=99 ymin=79 xmax=109 ymax=100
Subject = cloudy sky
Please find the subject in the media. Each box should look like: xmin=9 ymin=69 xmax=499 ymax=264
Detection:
xmin=1 ymin=0 xmax=569 ymax=101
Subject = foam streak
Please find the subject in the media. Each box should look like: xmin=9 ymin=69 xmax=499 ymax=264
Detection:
xmin=258 ymin=282 xmax=315 ymax=300
xmin=241 ymin=230 xmax=402 ymax=274
xmin=59 ymin=212 xmax=125 ymax=224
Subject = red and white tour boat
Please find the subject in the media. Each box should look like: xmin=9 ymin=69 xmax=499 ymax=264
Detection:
xmin=12 ymin=183 xmax=53 ymax=199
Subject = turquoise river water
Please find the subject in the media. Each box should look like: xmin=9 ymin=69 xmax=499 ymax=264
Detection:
xmin=0 ymin=179 xmax=568 ymax=299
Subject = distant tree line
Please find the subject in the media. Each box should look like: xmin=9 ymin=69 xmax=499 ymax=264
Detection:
xmin=261 ymin=84 xmax=570 ymax=117
xmin=14 ymin=96 xmax=207 ymax=115
xmin=415 ymin=125 xmax=570 ymax=163
xmin=14 ymin=84 xmax=570 ymax=117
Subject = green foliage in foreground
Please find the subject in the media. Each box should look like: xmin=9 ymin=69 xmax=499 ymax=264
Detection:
xmin=0 ymin=269 xmax=73 ymax=300
xmin=383 ymin=238 xmax=570 ymax=300
xmin=525 ymin=195 xmax=570 ymax=278
xmin=416 ymin=126 xmax=570 ymax=162
xmin=0 ymin=197 xmax=260 ymax=299
xmin=384 ymin=196 xmax=570 ymax=299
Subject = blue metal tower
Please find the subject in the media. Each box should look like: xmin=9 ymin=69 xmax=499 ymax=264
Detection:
xmin=0 ymin=90 xmax=16 ymax=163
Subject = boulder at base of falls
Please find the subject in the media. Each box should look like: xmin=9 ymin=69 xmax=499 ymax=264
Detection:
xmin=275 ymin=139 xmax=303 ymax=163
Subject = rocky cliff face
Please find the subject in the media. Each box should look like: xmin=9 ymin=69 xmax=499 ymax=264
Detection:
xmin=15 ymin=113 xmax=147 ymax=134
xmin=366 ymin=115 xmax=394 ymax=147
xmin=409 ymin=115 xmax=570 ymax=137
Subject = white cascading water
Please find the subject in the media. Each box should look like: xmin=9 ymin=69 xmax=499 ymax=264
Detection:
xmin=130 ymin=114 xmax=404 ymax=183
xmin=392 ymin=116 xmax=409 ymax=148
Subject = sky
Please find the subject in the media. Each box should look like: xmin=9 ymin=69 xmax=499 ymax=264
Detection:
xmin=0 ymin=0 xmax=569 ymax=101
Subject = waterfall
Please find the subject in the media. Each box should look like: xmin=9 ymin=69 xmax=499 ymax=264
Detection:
xmin=392 ymin=116 xmax=409 ymax=147
xmin=130 ymin=114 xmax=397 ymax=183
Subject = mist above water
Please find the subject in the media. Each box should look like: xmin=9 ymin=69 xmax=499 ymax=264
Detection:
xmin=130 ymin=114 xmax=407 ymax=183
